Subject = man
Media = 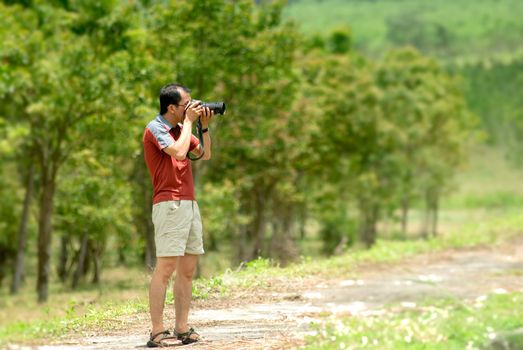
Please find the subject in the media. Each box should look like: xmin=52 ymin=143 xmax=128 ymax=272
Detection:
xmin=142 ymin=83 xmax=213 ymax=347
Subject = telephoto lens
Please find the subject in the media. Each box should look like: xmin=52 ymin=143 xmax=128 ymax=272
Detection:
xmin=200 ymin=101 xmax=226 ymax=115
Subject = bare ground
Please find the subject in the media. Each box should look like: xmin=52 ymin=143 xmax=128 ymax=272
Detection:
xmin=5 ymin=238 xmax=523 ymax=350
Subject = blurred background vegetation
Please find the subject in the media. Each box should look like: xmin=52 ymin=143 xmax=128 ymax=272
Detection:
xmin=0 ymin=0 xmax=522 ymax=313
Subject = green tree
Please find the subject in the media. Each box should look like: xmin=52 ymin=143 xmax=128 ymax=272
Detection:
xmin=376 ymin=47 xmax=478 ymax=237
xmin=458 ymin=57 xmax=523 ymax=164
xmin=303 ymin=46 xmax=477 ymax=248
xmin=144 ymin=0 xmax=306 ymax=262
xmin=55 ymin=150 xmax=133 ymax=288
xmin=0 ymin=1 xmax=140 ymax=301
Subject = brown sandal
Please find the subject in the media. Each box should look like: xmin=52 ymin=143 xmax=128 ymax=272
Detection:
xmin=147 ymin=330 xmax=177 ymax=348
xmin=174 ymin=327 xmax=200 ymax=345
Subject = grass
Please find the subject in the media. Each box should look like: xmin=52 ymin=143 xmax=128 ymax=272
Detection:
xmin=442 ymin=146 xmax=523 ymax=209
xmin=0 ymin=299 xmax=147 ymax=345
xmin=0 ymin=266 xmax=149 ymax=323
xmin=0 ymin=266 xmax=150 ymax=346
xmin=277 ymin=210 xmax=523 ymax=279
xmin=304 ymin=292 xmax=523 ymax=349
xmin=0 ymin=272 xmax=228 ymax=346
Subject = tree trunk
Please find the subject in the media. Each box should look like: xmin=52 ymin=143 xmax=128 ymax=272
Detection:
xmin=72 ymin=231 xmax=89 ymax=289
xmin=118 ymin=248 xmax=126 ymax=265
xmin=134 ymin=148 xmax=155 ymax=268
xmin=237 ymin=225 xmax=248 ymax=263
xmin=144 ymin=206 xmax=156 ymax=269
xmin=237 ymin=198 xmax=251 ymax=263
xmin=0 ymin=250 xmax=8 ymax=288
xmin=269 ymin=206 xmax=297 ymax=265
xmin=82 ymin=240 xmax=91 ymax=277
xmin=37 ymin=173 xmax=56 ymax=303
xmin=143 ymin=199 xmax=155 ymax=268
xmin=250 ymin=190 xmax=267 ymax=260
xmin=207 ymin=230 xmax=218 ymax=252
xmin=91 ymin=243 xmax=102 ymax=285
xmin=421 ymin=187 xmax=439 ymax=239
xmin=57 ymin=235 xmax=69 ymax=282
xmin=249 ymin=188 xmax=269 ymax=259
xmin=268 ymin=214 xmax=285 ymax=259
xmin=92 ymin=254 xmax=101 ymax=285
xmin=11 ymin=166 xmax=34 ymax=295
xmin=359 ymin=202 xmax=378 ymax=248
xmin=298 ymin=205 xmax=307 ymax=240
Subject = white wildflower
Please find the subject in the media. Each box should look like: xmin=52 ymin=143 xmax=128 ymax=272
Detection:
xmin=361 ymin=336 xmax=369 ymax=346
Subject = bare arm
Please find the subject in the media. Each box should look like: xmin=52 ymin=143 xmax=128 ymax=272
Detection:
xmin=162 ymin=120 xmax=194 ymax=160
xmin=162 ymin=101 xmax=203 ymax=160
xmin=191 ymin=107 xmax=214 ymax=160
xmin=201 ymin=131 xmax=211 ymax=160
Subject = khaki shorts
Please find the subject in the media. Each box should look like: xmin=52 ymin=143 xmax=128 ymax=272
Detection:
xmin=152 ymin=200 xmax=205 ymax=257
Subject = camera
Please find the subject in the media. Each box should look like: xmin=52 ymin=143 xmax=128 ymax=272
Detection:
xmin=195 ymin=101 xmax=226 ymax=115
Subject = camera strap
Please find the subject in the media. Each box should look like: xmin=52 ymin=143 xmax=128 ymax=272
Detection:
xmin=187 ymin=119 xmax=205 ymax=161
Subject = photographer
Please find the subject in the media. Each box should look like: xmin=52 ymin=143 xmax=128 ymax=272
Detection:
xmin=142 ymin=83 xmax=213 ymax=347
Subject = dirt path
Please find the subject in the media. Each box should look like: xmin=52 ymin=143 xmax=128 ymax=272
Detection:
xmin=7 ymin=240 xmax=523 ymax=350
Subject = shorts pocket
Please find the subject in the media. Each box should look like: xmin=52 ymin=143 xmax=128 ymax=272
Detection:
xmin=169 ymin=200 xmax=181 ymax=212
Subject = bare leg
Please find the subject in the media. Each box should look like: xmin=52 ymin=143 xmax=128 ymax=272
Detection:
xmin=174 ymin=254 xmax=198 ymax=337
xmin=149 ymin=257 xmax=177 ymax=336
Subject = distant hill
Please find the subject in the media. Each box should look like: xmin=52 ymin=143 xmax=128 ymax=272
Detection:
xmin=283 ymin=0 xmax=523 ymax=158
xmin=283 ymin=0 xmax=523 ymax=64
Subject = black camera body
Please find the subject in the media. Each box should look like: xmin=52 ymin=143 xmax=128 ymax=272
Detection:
xmin=199 ymin=101 xmax=226 ymax=115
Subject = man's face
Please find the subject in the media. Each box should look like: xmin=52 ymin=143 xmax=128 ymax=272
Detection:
xmin=170 ymin=90 xmax=191 ymax=121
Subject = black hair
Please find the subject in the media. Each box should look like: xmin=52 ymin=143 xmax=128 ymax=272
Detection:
xmin=159 ymin=83 xmax=191 ymax=115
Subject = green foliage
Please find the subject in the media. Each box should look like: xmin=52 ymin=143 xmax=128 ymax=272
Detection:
xmin=0 ymin=299 xmax=147 ymax=344
xmin=0 ymin=164 xmax=19 ymax=282
xmin=441 ymin=145 xmax=523 ymax=210
xmin=197 ymin=180 xmax=246 ymax=250
xmin=450 ymin=192 xmax=523 ymax=209
xmin=285 ymin=0 xmax=523 ymax=157
xmin=326 ymin=25 xmax=352 ymax=54
xmin=456 ymin=56 xmax=523 ymax=163
xmin=165 ymin=275 xmax=228 ymax=304
xmin=0 ymin=0 xmax=496 ymax=304
xmin=319 ymin=205 xmax=358 ymax=255
xmin=244 ymin=256 xmax=273 ymax=272
xmin=192 ymin=276 xmax=227 ymax=300
xmin=302 ymin=46 xmax=477 ymax=246
xmin=222 ymin=210 xmax=522 ymax=284
xmin=284 ymin=0 xmax=523 ymax=62
xmin=386 ymin=11 xmax=453 ymax=54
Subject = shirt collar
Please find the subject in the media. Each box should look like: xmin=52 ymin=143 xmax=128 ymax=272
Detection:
xmin=156 ymin=114 xmax=174 ymax=130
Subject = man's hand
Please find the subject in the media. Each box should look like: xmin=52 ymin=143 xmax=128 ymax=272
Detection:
xmin=200 ymin=107 xmax=214 ymax=128
xmin=185 ymin=101 xmax=202 ymax=123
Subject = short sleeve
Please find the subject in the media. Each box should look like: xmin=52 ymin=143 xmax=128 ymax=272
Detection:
xmin=189 ymin=135 xmax=200 ymax=152
xmin=145 ymin=125 xmax=174 ymax=150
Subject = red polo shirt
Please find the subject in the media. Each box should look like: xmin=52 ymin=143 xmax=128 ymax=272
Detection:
xmin=143 ymin=114 xmax=199 ymax=204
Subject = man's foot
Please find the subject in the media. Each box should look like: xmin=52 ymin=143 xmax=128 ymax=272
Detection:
xmin=174 ymin=327 xmax=200 ymax=345
xmin=147 ymin=330 xmax=176 ymax=348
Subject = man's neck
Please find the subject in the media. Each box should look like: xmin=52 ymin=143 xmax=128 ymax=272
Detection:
xmin=163 ymin=112 xmax=181 ymax=127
